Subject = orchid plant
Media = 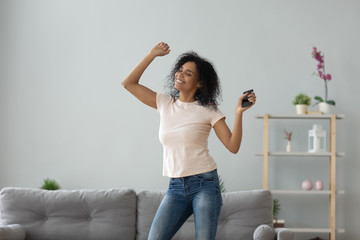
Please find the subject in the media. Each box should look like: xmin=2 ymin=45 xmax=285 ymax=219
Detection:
xmin=312 ymin=47 xmax=335 ymax=106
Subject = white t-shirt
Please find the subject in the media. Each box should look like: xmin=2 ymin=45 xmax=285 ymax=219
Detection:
xmin=156 ymin=93 xmax=225 ymax=178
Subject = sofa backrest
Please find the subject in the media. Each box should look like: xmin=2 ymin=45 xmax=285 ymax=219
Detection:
xmin=0 ymin=187 xmax=137 ymax=240
xmin=136 ymin=189 xmax=273 ymax=240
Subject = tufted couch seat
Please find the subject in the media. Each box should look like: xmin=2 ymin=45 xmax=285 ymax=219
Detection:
xmin=0 ymin=187 xmax=294 ymax=240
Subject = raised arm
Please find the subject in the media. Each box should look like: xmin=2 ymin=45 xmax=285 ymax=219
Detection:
xmin=213 ymin=91 xmax=256 ymax=154
xmin=121 ymin=42 xmax=170 ymax=109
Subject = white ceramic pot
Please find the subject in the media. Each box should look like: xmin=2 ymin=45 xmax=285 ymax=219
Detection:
xmin=318 ymin=102 xmax=333 ymax=114
xmin=295 ymin=104 xmax=308 ymax=115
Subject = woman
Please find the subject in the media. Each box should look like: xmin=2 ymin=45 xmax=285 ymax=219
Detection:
xmin=122 ymin=42 xmax=256 ymax=240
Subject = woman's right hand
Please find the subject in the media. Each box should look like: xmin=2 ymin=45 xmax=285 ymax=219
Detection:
xmin=149 ymin=42 xmax=171 ymax=57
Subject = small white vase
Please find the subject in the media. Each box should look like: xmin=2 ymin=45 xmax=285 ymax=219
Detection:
xmin=296 ymin=104 xmax=308 ymax=115
xmin=318 ymin=102 xmax=333 ymax=114
xmin=286 ymin=141 xmax=292 ymax=152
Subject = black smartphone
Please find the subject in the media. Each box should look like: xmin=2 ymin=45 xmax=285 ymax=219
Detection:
xmin=242 ymin=89 xmax=254 ymax=108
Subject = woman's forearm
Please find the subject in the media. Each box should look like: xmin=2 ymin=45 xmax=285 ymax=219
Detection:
xmin=228 ymin=112 xmax=243 ymax=154
xmin=122 ymin=42 xmax=170 ymax=89
xmin=121 ymin=42 xmax=170 ymax=109
xmin=121 ymin=53 xmax=156 ymax=89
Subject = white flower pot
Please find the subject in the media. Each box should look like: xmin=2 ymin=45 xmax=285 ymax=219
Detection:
xmin=318 ymin=102 xmax=333 ymax=114
xmin=295 ymin=104 xmax=308 ymax=115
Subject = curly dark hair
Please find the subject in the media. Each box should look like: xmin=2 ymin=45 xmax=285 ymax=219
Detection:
xmin=165 ymin=51 xmax=222 ymax=110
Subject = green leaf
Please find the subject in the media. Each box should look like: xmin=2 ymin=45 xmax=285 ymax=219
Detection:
xmin=326 ymin=100 xmax=336 ymax=106
xmin=273 ymin=199 xmax=281 ymax=218
xmin=293 ymin=93 xmax=311 ymax=105
xmin=218 ymin=175 xmax=226 ymax=193
xmin=314 ymin=96 xmax=324 ymax=102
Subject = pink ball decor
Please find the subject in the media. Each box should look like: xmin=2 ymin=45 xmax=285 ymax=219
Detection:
xmin=315 ymin=180 xmax=324 ymax=190
xmin=302 ymin=180 xmax=313 ymax=190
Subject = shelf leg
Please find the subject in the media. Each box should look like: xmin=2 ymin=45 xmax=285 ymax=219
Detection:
xmin=263 ymin=114 xmax=269 ymax=190
xmin=329 ymin=114 xmax=336 ymax=240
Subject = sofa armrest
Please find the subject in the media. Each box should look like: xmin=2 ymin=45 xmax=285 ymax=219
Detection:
xmin=275 ymin=228 xmax=294 ymax=240
xmin=0 ymin=224 xmax=26 ymax=240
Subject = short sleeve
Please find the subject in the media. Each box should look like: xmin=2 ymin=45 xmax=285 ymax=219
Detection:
xmin=156 ymin=93 xmax=172 ymax=113
xmin=210 ymin=108 xmax=225 ymax=126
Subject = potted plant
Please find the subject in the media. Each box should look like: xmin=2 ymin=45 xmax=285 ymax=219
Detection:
xmin=292 ymin=93 xmax=311 ymax=114
xmin=312 ymin=47 xmax=335 ymax=114
xmin=273 ymin=199 xmax=285 ymax=227
xmin=40 ymin=178 xmax=61 ymax=190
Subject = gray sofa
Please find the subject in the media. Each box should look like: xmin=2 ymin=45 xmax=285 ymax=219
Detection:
xmin=0 ymin=187 xmax=294 ymax=240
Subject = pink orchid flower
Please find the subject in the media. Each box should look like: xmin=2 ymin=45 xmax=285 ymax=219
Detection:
xmin=312 ymin=46 xmax=335 ymax=105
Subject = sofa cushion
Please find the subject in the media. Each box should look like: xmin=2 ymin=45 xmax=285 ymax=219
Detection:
xmin=217 ymin=190 xmax=273 ymax=239
xmin=0 ymin=187 xmax=137 ymax=240
xmin=0 ymin=224 xmax=26 ymax=240
xmin=137 ymin=190 xmax=273 ymax=240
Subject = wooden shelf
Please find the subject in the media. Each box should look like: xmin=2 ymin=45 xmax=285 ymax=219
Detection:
xmin=270 ymin=190 xmax=345 ymax=195
xmin=256 ymin=114 xmax=345 ymax=119
xmin=289 ymin=228 xmax=345 ymax=233
xmin=256 ymin=152 xmax=345 ymax=157
xmin=257 ymin=114 xmax=344 ymax=240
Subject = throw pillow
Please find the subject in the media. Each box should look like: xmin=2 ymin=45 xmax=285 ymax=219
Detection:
xmin=253 ymin=224 xmax=276 ymax=240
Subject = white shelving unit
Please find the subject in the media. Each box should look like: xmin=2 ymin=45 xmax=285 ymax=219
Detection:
xmin=256 ymin=114 xmax=345 ymax=240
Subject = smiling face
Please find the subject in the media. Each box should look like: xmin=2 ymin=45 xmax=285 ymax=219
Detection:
xmin=174 ymin=61 xmax=200 ymax=98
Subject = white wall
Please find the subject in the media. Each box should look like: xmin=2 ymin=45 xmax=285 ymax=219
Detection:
xmin=1 ymin=0 xmax=359 ymax=239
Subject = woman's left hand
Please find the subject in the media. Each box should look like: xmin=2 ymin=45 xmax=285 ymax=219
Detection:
xmin=236 ymin=91 xmax=256 ymax=114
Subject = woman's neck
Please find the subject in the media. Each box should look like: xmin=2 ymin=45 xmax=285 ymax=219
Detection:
xmin=179 ymin=93 xmax=196 ymax=103
xmin=178 ymin=89 xmax=198 ymax=102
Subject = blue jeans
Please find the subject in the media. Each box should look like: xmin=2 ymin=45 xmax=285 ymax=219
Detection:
xmin=148 ymin=169 xmax=223 ymax=240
